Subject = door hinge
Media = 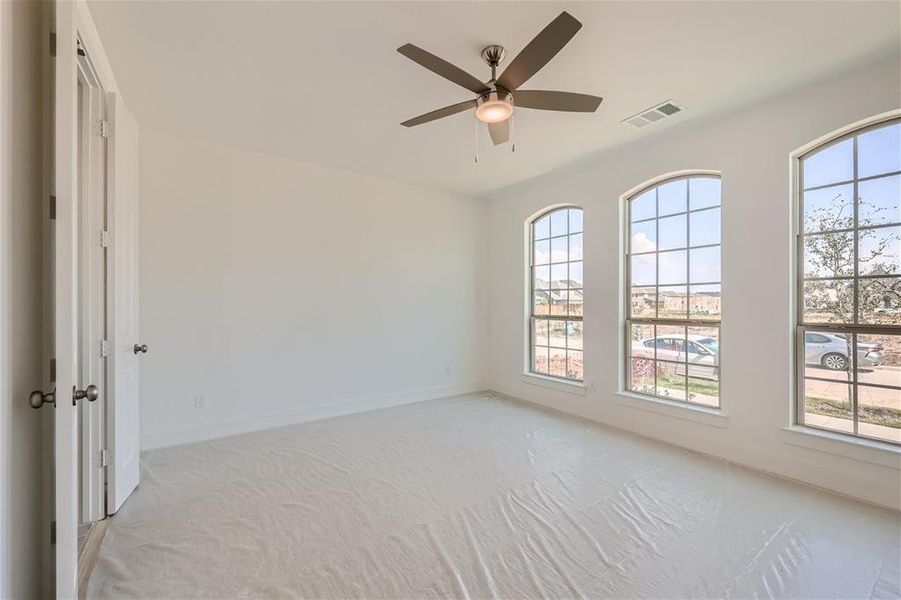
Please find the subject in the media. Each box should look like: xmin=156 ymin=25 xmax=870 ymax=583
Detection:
xmin=98 ymin=449 xmax=109 ymax=468
xmin=49 ymin=195 xmax=56 ymax=220
xmin=49 ymin=32 xmax=56 ymax=58
xmin=49 ymin=358 xmax=56 ymax=383
xmin=50 ymin=520 xmax=56 ymax=545
xmin=99 ymin=339 xmax=110 ymax=358
xmin=99 ymin=229 xmax=110 ymax=248
xmin=98 ymin=120 xmax=114 ymax=138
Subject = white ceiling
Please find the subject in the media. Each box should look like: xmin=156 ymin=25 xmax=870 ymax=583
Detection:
xmin=87 ymin=1 xmax=899 ymax=197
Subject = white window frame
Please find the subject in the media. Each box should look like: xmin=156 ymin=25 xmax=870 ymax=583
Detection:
xmin=622 ymin=172 xmax=723 ymax=409
xmin=525 ymin=205 xmax=584 ymax=383
xmin=792 ymin=111 xmax=901 ymax=446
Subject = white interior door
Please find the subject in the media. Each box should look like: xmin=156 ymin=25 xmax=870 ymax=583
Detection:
xmin=106 ymin=91 xmax=140 ymax=513
xmin=54 ymin=1 xmax=82 ymax=596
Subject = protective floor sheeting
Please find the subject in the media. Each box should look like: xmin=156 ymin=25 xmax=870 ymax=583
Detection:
xmin=88 ymin=392 xmax=901 ymax=599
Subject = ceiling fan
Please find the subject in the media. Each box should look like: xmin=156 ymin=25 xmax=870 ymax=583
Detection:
xmin=397 ymin=11 xmax=602 ymax=146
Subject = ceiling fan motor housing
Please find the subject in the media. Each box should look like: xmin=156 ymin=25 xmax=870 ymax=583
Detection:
xmin=478 ymin=84 xmax=512 ymax=103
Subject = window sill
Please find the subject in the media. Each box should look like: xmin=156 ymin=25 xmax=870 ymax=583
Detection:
xmin=521 ymin=373 xmax=587 ymax=396
xmin=780 ymin=426 xmax=901 ymax=470
xmin=615 ymin=391 xmax=729 ymax=428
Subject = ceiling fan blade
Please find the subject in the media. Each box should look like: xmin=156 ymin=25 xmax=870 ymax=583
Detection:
xmin=401 ymin=99 xmax=478 ymax=127
xmin=497 ymin=12 xmax=582 ymax=91
xmin=397 ymin=44 xmax=489 ymax=94
xmin=514 ymin=90 xmax=602 ymax=112
xmin=488 ymin=119 xmax=510 ymax=145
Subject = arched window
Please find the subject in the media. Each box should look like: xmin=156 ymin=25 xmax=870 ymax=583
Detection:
xmin=796 ymin=117 xmax=900 ymax=445
xmin=529 ymin=206 xmax=583 ymax=381
xmin=625 ymin=175 xmax=721 ymax=407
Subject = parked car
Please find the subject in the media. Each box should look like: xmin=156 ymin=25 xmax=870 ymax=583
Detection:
xmin=633 ymin=334 xmax=719 ymax=379
xmin=804 ymin=332 xmax=885 ymax=371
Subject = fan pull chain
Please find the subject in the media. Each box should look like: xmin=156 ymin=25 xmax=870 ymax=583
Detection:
xmin=511 ymin=116 xmax=516 ymax=153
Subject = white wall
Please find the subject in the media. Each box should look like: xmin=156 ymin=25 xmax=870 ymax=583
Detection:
xmin=0 ymin=0 xmax=50 ymax=597
xmin=486 ymin=56 xmax=901 ymax=510
xmin=139 ymin=130 xmax=488 ymax=449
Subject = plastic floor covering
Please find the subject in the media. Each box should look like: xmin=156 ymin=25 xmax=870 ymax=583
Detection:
xmin=87 ymin=392 xmax=900 ymax=599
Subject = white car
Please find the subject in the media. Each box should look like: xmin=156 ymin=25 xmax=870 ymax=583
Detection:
xmin=634 ymin=334 xmax=719 ymax=379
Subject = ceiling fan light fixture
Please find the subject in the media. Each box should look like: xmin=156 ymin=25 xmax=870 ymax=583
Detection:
xmin=476 ymin=91 xmax=514 ymax=124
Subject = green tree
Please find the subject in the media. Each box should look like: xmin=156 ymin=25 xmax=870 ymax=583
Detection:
xmin=803 ymin=190 xmax=899 ymax=324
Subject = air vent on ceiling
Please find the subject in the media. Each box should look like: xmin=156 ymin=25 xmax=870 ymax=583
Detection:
xmin=622 ymin=100 xmax=684 ymax=129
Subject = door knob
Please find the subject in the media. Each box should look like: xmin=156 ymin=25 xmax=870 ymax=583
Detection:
xmin=133 ymin=344 xmax=148 ymax=354
xmin=73 ymin=384 xmax=99 ymax=405
xmin=29 ymin=389 xmax=55 ymax=409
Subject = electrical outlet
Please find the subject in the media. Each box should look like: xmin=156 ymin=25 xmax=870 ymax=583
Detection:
xmin=193 ymin=395 xmax=206 ymax=409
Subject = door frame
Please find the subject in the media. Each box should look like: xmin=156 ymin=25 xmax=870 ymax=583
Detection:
xmin=76 ymin=44 xmax=107 ymax=525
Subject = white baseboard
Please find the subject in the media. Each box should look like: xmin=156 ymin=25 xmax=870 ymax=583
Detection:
xmin=142 ymin=381 xmax=488 ymax=450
